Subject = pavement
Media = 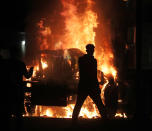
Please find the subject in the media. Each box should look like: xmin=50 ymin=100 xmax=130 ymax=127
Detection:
xmin=7 ymin=117 xmax=140 ymax=131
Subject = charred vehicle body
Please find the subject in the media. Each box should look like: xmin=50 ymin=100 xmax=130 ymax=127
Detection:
xmin=24 ymin=48 xmax=84 ymax=112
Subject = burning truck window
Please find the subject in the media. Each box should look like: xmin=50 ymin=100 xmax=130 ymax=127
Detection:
xmin=22 ymin=0 xmax=136 ymax=119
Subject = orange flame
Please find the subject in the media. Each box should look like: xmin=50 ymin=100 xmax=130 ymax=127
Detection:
xmin=41 ymin=59 xmax=48 ymax=69
xmin=24 ymin=0 xmax=126 ymax=119
xmin=60 ymin=0 xmax=98 ymax=51
xmin=30 ymin=96 xmax=100 ymax=119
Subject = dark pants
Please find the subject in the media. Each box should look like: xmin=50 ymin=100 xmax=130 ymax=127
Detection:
xmin=10 ymin=85 xmax=24 ymax=131
xmin=72 ymin=89 xmax=106 ymax=120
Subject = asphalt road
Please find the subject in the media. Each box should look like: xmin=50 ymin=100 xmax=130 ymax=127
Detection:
xmin=7 ymin=117 xmax=139 ymax=131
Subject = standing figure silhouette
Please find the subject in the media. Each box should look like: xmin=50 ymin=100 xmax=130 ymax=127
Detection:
xmin=8 ymin=46 xmax=33 ymax=130
xmin=72 ymin=44 xmax=107 ymax=121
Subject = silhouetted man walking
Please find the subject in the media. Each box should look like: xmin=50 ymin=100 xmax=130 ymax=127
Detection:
xmin=72 ymin=44 xmax=107 ymax=120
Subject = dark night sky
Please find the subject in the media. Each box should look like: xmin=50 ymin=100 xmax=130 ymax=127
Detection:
xmin=141 ymin=1 xmax=152 ymax=22
xmin=0 ymin=0 xmax=33 ymax=48
xmin=0 ymin=0 xmax=59 ymax=32
xmin=0 ymin=0 xmax=29 ymax=32
xmin=0 ymin=0 xmax=61 ymax=48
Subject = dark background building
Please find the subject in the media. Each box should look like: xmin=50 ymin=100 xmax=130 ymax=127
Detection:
xmin=139 ymin=0 xmax=152 ymax=120
xmin=0 ymin=0 xmax=29 ymax=49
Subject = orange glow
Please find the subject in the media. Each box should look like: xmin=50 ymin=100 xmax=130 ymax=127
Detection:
xmin=115 ymin=113 xmax=127 ymax=118
xmin=60 ymin=0 xmax=97 ymax=51
xmin=41 ymin=59 xmax=48 ymax=69
xmin=26 ymin=83 xmax=32 ymax=88
xmin=31 ymin=96 xmax=100 ymax=119
xmin=24 ymin=0 xmax=127 ymax=119
xmin=37 ymin=19 xmax=51 ymax=50
xmin=100 ymin=64 xmax=117 ymax=79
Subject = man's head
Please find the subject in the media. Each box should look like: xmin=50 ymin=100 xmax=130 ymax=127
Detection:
xmin=86 ymin=44 xmax=95 ymax=56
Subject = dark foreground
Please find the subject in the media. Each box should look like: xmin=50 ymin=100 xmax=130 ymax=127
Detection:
xmin=7 ymin=117 xmax=151 ymax=131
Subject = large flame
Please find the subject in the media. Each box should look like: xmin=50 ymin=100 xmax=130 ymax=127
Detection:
xmin=60 ymin=0 xmax=98 ymax=51
xmin=24 ymin=0 xmax=127 ymax=119
xmin=35 ymin=0 xmax=117 ymax=78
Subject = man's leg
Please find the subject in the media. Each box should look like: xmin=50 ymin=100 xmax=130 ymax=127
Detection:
xmin=15 ymin=95 xmax=24 ymax=131
xmin=72 ymin=92 xmax=87 ymax=120
xmin=89 ymin=92 xmax=107 ymax=119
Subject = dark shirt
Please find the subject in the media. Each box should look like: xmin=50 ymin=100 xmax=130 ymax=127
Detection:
xmin=78 ymin=54 xmax=99 ymax=90
xmin=9 ymin=58 xmax=32 ymax=86
xmin=0 ymin=58 xmax=33 ymax=115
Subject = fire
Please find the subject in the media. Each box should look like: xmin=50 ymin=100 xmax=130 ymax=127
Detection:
xmin=79 ymin=97 xmax=100 ymax=118
xmin=37 ymin=19 xmax=51 ymax=50
xmin=30 ymin=97 xmax=100 ymax=119
xmin=101 ymin=64 xmax=117 ymax=79
xmin=115 ymin=113 xmax=127 ymax=119
xmin=24 ymin=0 xmax=128 ymax=119
xmin=101 ymin=78 xmax=109 ymax=106
xmin=41 ymin=59 xmax=48 ymax=69
xmin=33 ymin=65 xmax=39 ymax=76
xmin=35 ymin=0 xmax=117 ymax=80
xmin=35 ymin=0 xmax=98 ymax=52
xmin=45 ymin=109 xmax=53 ymax=117
xmin=26 ymin=83 xmax=32 ymax=88
xmin=35 ymin=0 xmax=117 ymax=78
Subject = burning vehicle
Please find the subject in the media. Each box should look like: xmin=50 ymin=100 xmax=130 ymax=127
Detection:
xmin=24 ymin=48 xmax=84 ymax=113
xmin=22 ymin=0 xmax=136 ymax=119
xmin=23 ymin=48 xmax=121 ymax=118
